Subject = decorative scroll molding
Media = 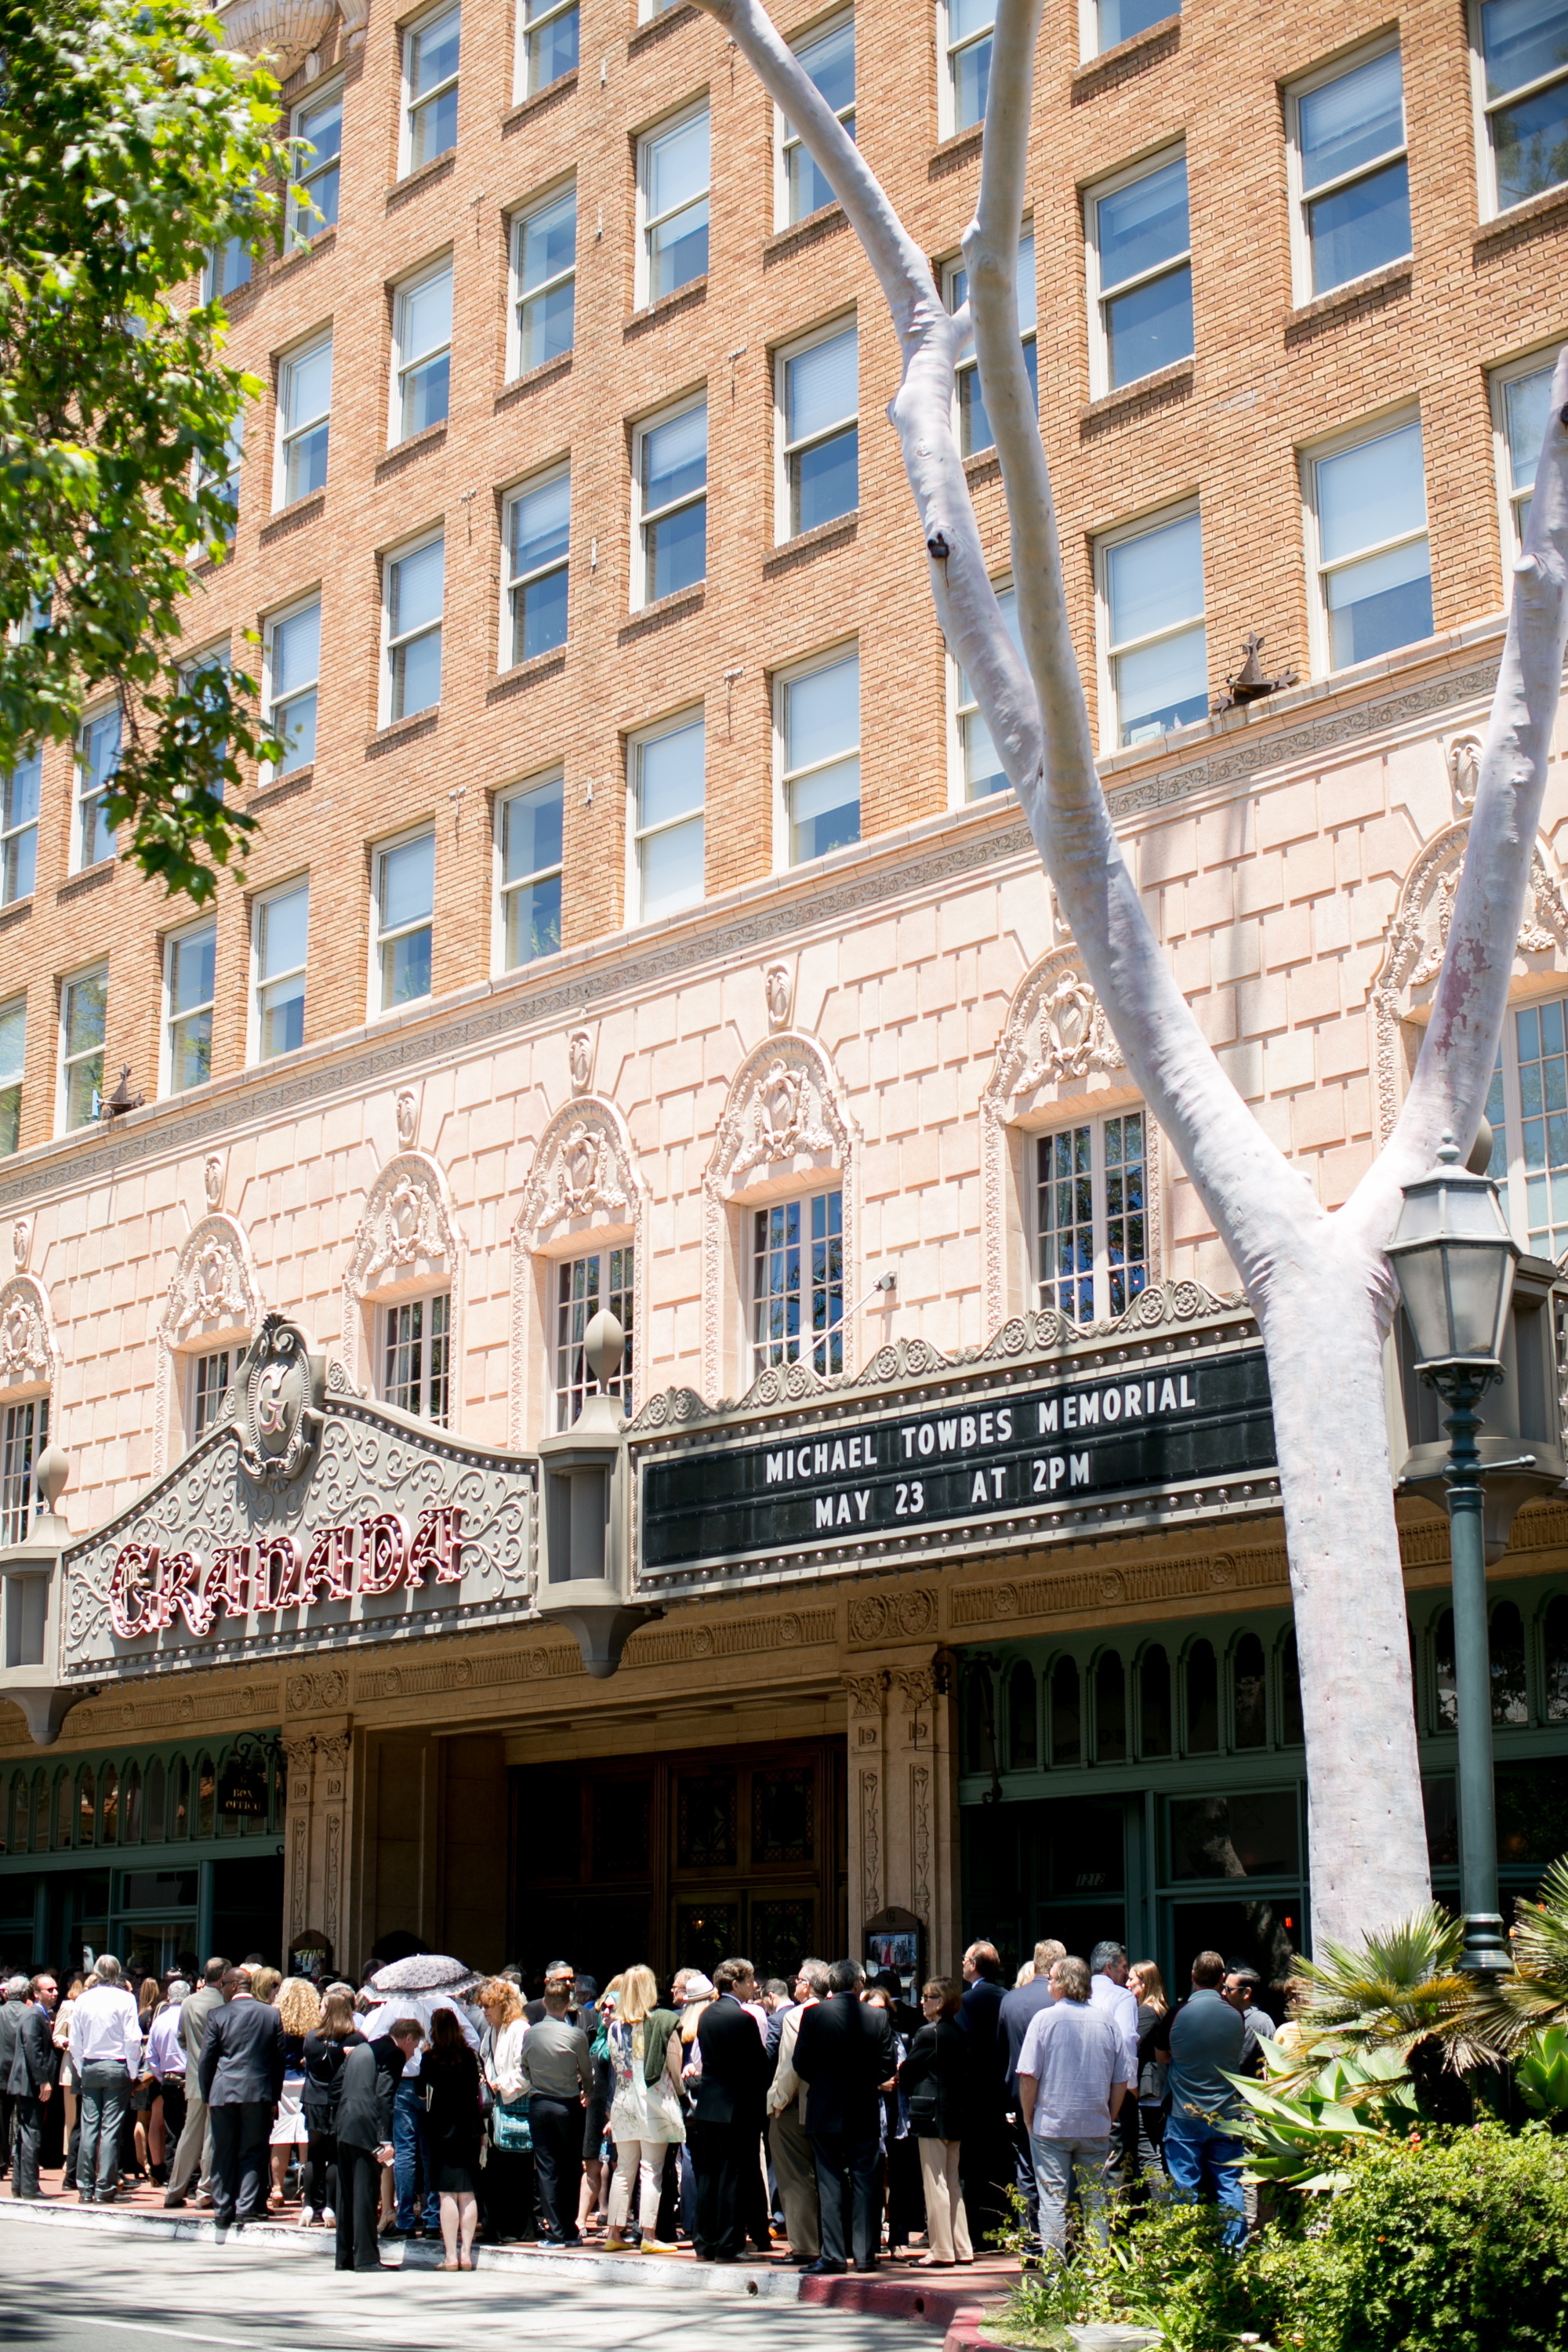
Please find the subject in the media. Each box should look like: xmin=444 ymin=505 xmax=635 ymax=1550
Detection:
xmin=891 ymin=1665 xmax=937 ymax=1708
xmin=285 ymin=1667 xmax=350 ymax=1714
xmin=950 ymin=1534 xmax=1290 ymax=1629
xmin=620 ymin=1605 xmax=835 ymax=1668
xmin=342 ymin=1151 xmax=464 ymax=1401
xmin=509 ymin=1095 xmax=649 ymax=1448
xmin=356 ymin=1639 xmax=581 ymax=1704
xmin=911 ymin=1762 xmax=932 ymax=1922
xmin=62 ymin=1680 xmax=279 ymax=1739
xmin=844 ymin=1671 xmax=884 ymax=1719
xmin=153 ymin=1214 xmax=260 ymax=1475
xmin=0 ymin=1273 xmax=55 ymax=1394
xmin=848 ymin=1588 xmax=938 ymax=1646
xmin=701 ymin=1033 xmax=858 ymax=1401
xmin=859 ymin=1771 xmax=881 ymax=1918
xmin=1370 ymin=821 xmax=1568 ymax=1143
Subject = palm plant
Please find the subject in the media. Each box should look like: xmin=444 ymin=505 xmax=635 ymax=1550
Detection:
xmin=1228 ymin=2038 xmax=1422 ymax=2192
xmin=1478 ymin=1856 xmax=1568 ymax=2048
xmin=1290 ymin=1904 xmax=1485 ymax=2078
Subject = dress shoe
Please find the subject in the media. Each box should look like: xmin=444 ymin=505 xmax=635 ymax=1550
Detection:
xmin=804 ymin=2256 xmax=847 ymax=2274
xmin=163 ymin=2192 xmax=188 ymax=2209
xmin=855 ymin=2259 xmax=878 ymax=2272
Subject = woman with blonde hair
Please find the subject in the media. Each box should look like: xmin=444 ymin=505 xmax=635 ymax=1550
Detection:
xmin=477 ymin=1976 xmax=532 ymax=2245
xmin=1128 ymin=1961 xmax=1170 ymax=2180
xmin=603 ymin=1964 xmax=684 ymax=2253
xmin=267 ymin=1976 xmax=321 ymax=2211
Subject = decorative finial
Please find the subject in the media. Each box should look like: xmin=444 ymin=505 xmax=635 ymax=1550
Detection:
xmin=583 ymin=1308 xmax=624 ymax=1391
xmin=1437 ymin=1129 xmax=1461 ymax=1165
xmin=1211 ymin=631 xmax=1298 ymax=713
xmin=103 ymin=1065 xmax=145 ymax=1119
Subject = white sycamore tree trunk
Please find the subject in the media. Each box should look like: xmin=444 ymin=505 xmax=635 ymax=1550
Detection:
xmin=695 ymin=0 xmax=1568 ymax=1947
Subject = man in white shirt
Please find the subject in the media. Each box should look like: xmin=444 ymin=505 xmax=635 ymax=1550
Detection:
xmin=1016 ymin=1956 xmax=1124 ymax=2258
xmin=1087 ymin=1941 xmax=1140 ymax=2180
xmin=67 ymin=1956 xmax=143 ymax=2203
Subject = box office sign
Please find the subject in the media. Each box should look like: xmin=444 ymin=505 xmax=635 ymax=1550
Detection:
xmin=637 ymin=1339 xmax=1276 ymax=1580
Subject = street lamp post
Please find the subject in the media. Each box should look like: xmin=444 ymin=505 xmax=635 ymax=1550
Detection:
xmin=1388 ymin=1131 xmax=1523 ymax=1977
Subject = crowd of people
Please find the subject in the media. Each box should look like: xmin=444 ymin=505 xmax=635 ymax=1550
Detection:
xmin=0 ymin=1934 xmax=1290 ymax=2274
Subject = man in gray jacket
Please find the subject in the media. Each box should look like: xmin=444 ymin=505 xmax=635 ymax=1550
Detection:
xmin=164 ymin=1956 xmax=228 ymax=2208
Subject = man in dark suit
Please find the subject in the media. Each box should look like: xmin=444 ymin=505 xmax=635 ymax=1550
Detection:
xmin=197 ymin=1968 xmax=285 ymax=2228
xmin=6 ymin=1978 xmax=58 ymax=2198
xmin=165 ymin=1955 xmax=228 ymax=2209
xmin=335 ymin=2020 xmax=420 ymax=2272
xmin=0 ymin=1975 xmax=28 ymax=2180
xmin=792 ymin=1957 xmax=895 ymax=2275
xmin=997 ymin=1938 xmax=1064 ymax=2247
xmin=691 ymin=1956 xmax=770 ymax=2263
xmin=959 ymin=1940 xmax=1011 ymax=2253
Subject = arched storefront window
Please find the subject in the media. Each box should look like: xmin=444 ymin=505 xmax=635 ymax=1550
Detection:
xmin=31 ymin=1768 xmax=46 ymax=1851
xmin=1547 ymin=1596 xmax=1568 ymax=1724
xmin=963 ymin=1668 xmax=993 ymax=1777
xmin=1490 ymin=1600 xmax=1529 ymax=1726
xmin=123 ymin=1761 xmax=142 ymax=1846
xmin=1185 ymin=1639 xmax=1219 ymax=1753
xmin=1435 ymin=1610 xmax=1457 ymax=1730
xmin=146 ymin=1758 xmax=166 ymax=1844
xmin=220 ymin=1745 xmax=269 ymax=1835
xmin=1007 ymin=1661 xmax=1038 ymax=1772
xmin=1139 ymin=1644 xmax=1171 ymax=1755
xmin=51 ymin=1765 xmax=71 ymax=1850
xmin=100 ymin=1762 xmax=119 ymax=1846
xmin=197 ymin=1755 xmax=216 ymax=1839
xmin=1279 ymin=1630 xmax=1305 ymax=1746
xmin=7 ymin=1771 xmax=26 ymax=1855
xmin=1051 ymin=1656 xmax=1081 ymax=1767
xmin=1232 ymin=1631 xmax=1266 ymax=1749
xmin=77 ymin=1766 xmax=96 ymax=1848
xmin=1095 ymin=1652 xmax=1127 ymax=1763
xmin=173 ymin=1756 xmax=191 ymax=1839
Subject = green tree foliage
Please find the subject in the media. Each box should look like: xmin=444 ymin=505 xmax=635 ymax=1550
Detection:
xmin=0 ymin=0 xmax=289 ymax=902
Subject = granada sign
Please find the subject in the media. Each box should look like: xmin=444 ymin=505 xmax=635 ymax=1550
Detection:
xmin=108 ymin=1504 xmax=465 ymax=1639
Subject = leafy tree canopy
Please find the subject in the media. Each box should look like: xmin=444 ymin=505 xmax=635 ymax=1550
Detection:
xmin=0 ymin=0 xmax=289 ymax=902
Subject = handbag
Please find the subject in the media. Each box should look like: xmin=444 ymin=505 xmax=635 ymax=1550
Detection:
xmin=491 ymin=2096 xmax=532 ymax=2154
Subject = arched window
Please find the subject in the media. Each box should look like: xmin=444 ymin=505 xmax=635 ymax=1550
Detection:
xmin=122 ymin=1761 xmax=143 ymax=1846
xmin=77 ymin=1765 xmax=96 ymax=1848
xmin=962 ymin=1667 xmax=991 ymax=1776
xmin=31 ymin=1767 xmax=47 ymax=1851
xmin=1434 ymin=1610 xmax=1457 ymax=1730
xmin=1051 ymin=1656 xmax=1081 ymax=1767
xmin=1139 ymin=1644 xmax=1171 ymax=1755
xmin=1547 ymin=1596 xmax=1568 ymax=1724
xmin=1490 ymin=1600 xmax=1529 ymax=1725
xmin=197 ymin=1754 xmax=216 ymax=1839
xmin=1232 ymin=1632 xmax=1267 ymax=1749
xmin=1279 ymin=1631 xmax=1305 ymax=1745
xmin=51 ymin=1765 xmax=71 ymax=1850
xmin=146 ymin=1757 xmax=167 ymax=1844
xmin=100 ymin=1762 xmax=119 ymax=1846
xmin=173 ymin=1755 xmax=191 ymax=1838
xmin=1007 ymin=1661 xmax=1038 ymax=1772
xmin=1185 ymin=1639 xmax=1219 ymax=1753
xmin=6 ymin=1771 xmax=24 ymax=1855
xmin=271 ymin=1750 xmax=287 ymax=1828
xmin=1095 ymin=1652 xmax=1127 ymax=1763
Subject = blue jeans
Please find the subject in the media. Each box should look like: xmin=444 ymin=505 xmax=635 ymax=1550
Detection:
xmin=393 ymin=2076 xmax=437 ymax=2231
xmin=1162 ymin=2112 xmax=1246 ymax=2249
xmin=1029 ymin=2132 xmax=1112 ymax=2256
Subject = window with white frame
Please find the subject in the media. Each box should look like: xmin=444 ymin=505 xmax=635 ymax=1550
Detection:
xmin=58 ymin=967 xmax=107 ymax=1133
xmin=404 ymin=2 xmax=461 ymax=176
xmin=637 ymin=107 xmax=710 ymax=307
xmin=275 ymin=332 xmax=332 ymax=507
xmin=289 ymin=83 xmax=343 ymax=238
xmin=945 ymin=230 xmax=1037 ymax=457
xmin=253 ymin=880 xmax=308 ymax=1061
xmin=1087 ymin=150 xmax=1192 ymax=395
xmin=781 ymin=649 xmax=859 ymax=866
xmin=942 ymin=0 xmax=993 ymax=135
xmin=391 ymin=260 xmax=452 ymax=443
xmin=195 ymin=411 xmax=244 ymax=543
xmin=554 ymin=1248 xmax=633 ymax=1429
xmin=381 ymin=1294 xmax=450 ymax=1424
xmin=0 ymin=1396 xmax=48 ymax=1546
xmin=777 ymin=14 xmax=855 ymax=227
xmin=753 ymin=1191 xmax=844 ymax=1374
xmin=164 ymin=921 xmax=216 ymax=1096
xmin=1287 ymin=42 xmax=1410 ymax=303
xmin=499 ymin=774 xmax=563 ymax=969
xmin=372 ymin=829 xmax=435 ymax=1011
xmin=635 ymin=399 xmax=707 ymax=606
xmin=74 ymin=706 xmax=119 ymax=870
xmin=1038 ymin=1110 xmax=1149 ymax=1327
xmin=0 ymin=996 xmax=24 ymax=1157
xmin=517 ymin=0 xmax=578 ymax=99
xmin=203 ymin=234 xmax=252 ymax=303
xmin=263 ymin=597 xmax=321 ymax=776
xmin=1 ymin=750 xmax=40 ymax=903
xmin=1481 ymin=993 xmax=1568 ymax=1258
xmin=1493 ymin=344 xmax=1562 ymax=558
xmin=510 ymin=184 xmax=576 ymax=375
xmin=1082 ymin=0 xmax=1175 ymax=58
xmin=1477 ymin=0 xmax=1568 ymax=216
xmin=778 ymin=320 xmax=858 ymax=539
xmin=1305 ymin=412 xmax=1432 ymax=673
xmin=177 ymin=648 xmax=230 ymax=797
xmin=188 ymin=1348 xmax=232 ymax=1439
xmin=383 ymin=535 xmax=444 ymax=723
xmin=504 ymin=470 xmax=569 ymax=666
xmin=631 ymin=711 xmax=705 ymax=923
xmin=953 ymin=583 xmax=1024 ymax=800
xmin=1097 ymin=508 xmax=1207 ymax=750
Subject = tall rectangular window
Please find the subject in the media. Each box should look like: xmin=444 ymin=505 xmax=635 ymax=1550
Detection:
xmin=203 ymin=236 xmax=252 ymax=303
xmin=505 ymin=471 xmax=569 ymax=665
xmin=1307 ymin=414 xmax=1432 ymax=672
xmin=632 ymin=713 xmax=705 ymax=923
xmin=1 ymin=750 xmax=40 ymax=904
xmin=177 ymin=648 xmax=230 ymax=800
xmin=276 ymin=333 xmax=332 ymax=507
xmin=1098 ymin=509 xmax=1207 ymax=749
xmin=943 ymin=0 xmax=993 ymax=134
xmin=636 ymin=400 xmax=707 ymax=606
xmin=289 ymin=84 xmax=343 ymax=237
xmin=779 ymin=15 xmax=855 ymax=226
xmin=1087 ymin=151 xmax=1192 ymax=394
xmin=74 ymin=707 xmax=119 ymax=870
xmin=165 ymin=922 xmax=216 ymax=1095
xmin=1493 ymin=347 xmax=1561 ymax=557
xmin=392 ymin=260 xmax=452 ymax=442
xmin=59 ymin=967 xmax=107 ymax=1133
xmin=638 ymin=108 xmax=710 ymax=306
xmin=946 ymin=230 xmax=1037 ymax=457
xmin=499 ymin=775 xmax=563 ymax=970
xmin=0 ymin=997 xmax=24 ymax=1156
xmin=519 ymin=0 xmax=578 ymax=97
xmin=555 ymin=1248 xmax=633 ymax=1429
xmin=190 ymin=1349 xmax=230 ymax=1439
xmin=264 ymin=597 xmax=321 ymax=776
xmin=779 ymin=321 xmax=858 ymax=539
xmin=382 ymin=1294 xmax=450 ymax=1424
xmin=1 ymin=1398 xmax=48 ymax=1546
xmin=782 ymin=651 xmax=859 ymax=865
xmin=1483 ymin=996 xmax=1568 ymax=1258
xmin=373 ymin=830 xmax=435 ymax=1011
xmin=511 ymin=185 xmax=575 ymax=374
xmin=195 ymin=412 xmax=244 ymax=543
xmin=953 ymin=583 xmax=1023 ymax=800
xmin=405 ymin=3 xmax=460 ymax=175
xmin=1479 ymin=0 xmax=1568 ymax=216
xmin=1087 ymin=0 xmax=1174 ymax=55
xmin=254 ymin=880 xmax=308 ymax=1060
xmin=753 ymin=1192 xmax=844 ymax=1374
xmin=1288 ymin=45 xmax=1410 ymax=302
xmin=384 ymin=536 xmax=444 ymax=722
xmin=1037 ymin=1112 xmax=1148 ymax=1327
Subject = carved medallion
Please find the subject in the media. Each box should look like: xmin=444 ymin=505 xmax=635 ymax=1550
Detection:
xmin=238 ymin=1314 xmax=323 ymax=1488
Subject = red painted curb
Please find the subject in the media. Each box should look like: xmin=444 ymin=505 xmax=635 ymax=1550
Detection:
xmin=942 ymin=2305 xmax=1013 ymax=2352
xmin=797 ymin=2273 xmax=1014 ymax=2336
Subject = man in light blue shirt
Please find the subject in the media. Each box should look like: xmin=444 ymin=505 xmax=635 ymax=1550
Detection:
xmin=1016 ymin=1956 xmax=1124 ymax=2258
xmin=1157 ymin=1950 xmax=1247 ymax=2249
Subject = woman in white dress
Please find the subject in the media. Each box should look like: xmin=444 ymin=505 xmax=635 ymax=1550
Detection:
xmin=268 ymin=1976 xmax=321 ymax=2209
xmin=603 ymin=1965 xmax=685 ymax=2253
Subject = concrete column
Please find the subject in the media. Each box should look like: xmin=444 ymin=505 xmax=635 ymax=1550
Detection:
xmin=843 ymin=1670 xmax=887 ymax=1954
